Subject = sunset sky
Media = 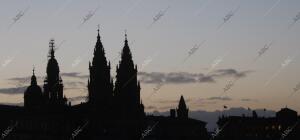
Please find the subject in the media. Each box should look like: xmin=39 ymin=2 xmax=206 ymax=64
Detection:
xmin=0 ymin=0 xmax=300 ymax=114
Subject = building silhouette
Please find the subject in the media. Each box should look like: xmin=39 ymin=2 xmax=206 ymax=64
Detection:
xmin=87 ymin=28 xmax=113 ymax=113
xmin=177 ymin=95 xmax=189 ymax=119
xmin=4 ymin=27 xmax=300 ymax=140
xmin=216 ymin=107 xmax=300 ymax=140
xmin=0 ymin=28 xmax=210 ymax=140
xmin=5 ymin=27 xmax=300 ymax=140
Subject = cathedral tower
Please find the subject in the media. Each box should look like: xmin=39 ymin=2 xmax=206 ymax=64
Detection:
xmin=114 ymin=32 xmax=144 ymax=119
xmin=43 ymin=39 xmax=67 ymax=107
xmin=177 ymin=95 xmax=189 ymax=119
xmin=87 ymin=27 xmax=114 ymax=112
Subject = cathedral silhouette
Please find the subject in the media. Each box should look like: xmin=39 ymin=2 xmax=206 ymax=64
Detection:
xmin=0 ymin=28 xmax=209 ymax=140
xmin=1 ymin=27 xmax=300 ymax=140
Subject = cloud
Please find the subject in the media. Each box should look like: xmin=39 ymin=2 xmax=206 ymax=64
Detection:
xmin=64 ymin=81 xmax=86 ymax=87
xmin=7 ymin=72 xmax=88 ymax=83
xmin=165 ymin=72 xmax=198 ymax=83
xmin=60 ymin=72 xmax=88 ymax=79
xmin=207 ymin=96 xmax=232 ymax=101
xmin=138 ymin=69 xmax=252 ymax=84
xmin=0 ymin=72 xmax=88 ymax=95
xmin=210 ymin=69 xmax=251 ymax=78
xmin=0 ymin=86 xmax=27 ymax=94
xmin=0 ymin=81 xmax=87 ymax=95
xmin=155 ymin=98 xmax=193 ymax=104
xmin=240 ymin=98 xmax=259 ymax=102
xmin=68 ymin=96 xmax=87 ymax=102
xmin=8 ymin=76 xmax=32 ymax=81
xmin=199 ymin=76 xmax=215 ymax=83
xmin=145 ymin=105 xmax=158 ymax=110
xmin=0 ymin=102 xmax=23 ymax=106
xmin=0 ymin=69 xmax=251 ymax=94
xmin=0 ymin=83 xmax=86 ymax=95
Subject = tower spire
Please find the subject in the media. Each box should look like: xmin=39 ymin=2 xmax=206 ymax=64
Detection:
xmin=97 ymin=24 xmax=100 ymax=40
xmin=44 ymin=38 xmax=66 ymax=106
xmin=31 ymin=67 xmax=37 ymax=85
xmin=49 ymin=39 xmax=55 ymax=58
xmin=177 ymin=95 xmax=189 ymax=119
xmin=32 ymin=66 xmax=35 ymax=76
xmin=179 ymin=95 xmax=187 ymax=109
xmin=88 ymin=26 xmax=113 ymax=110
xmin=114 ymin=30 xmax=143 ymax=120
xmin=125 ymin=29 xmax=127 ymax=40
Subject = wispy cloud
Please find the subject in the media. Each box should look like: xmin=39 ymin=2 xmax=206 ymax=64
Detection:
xmin=68 ymin=96 xmax=87 ymax=102
xmin=240 ymin=98 xmax=259 ymax=102
xmin=207 ymin=96 xmax=232 ymax=101
xmin=1 ymin=72 xmax=88 ymax=94
xmin=138 ymin=69 xmax=252 ymax=84
xmin=0 ymin=102 xmax=23 ymax=106
xmin=0 ymin=86 xmax=27 ymax=94
xmin=60 ymin=72 xmax=88 ymax=79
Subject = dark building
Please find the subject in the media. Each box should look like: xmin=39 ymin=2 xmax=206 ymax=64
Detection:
xmin=0 ymin=28 xmax=209 ymax=140
xmin=215 ymin=107 xmax=300 ymax=140
xmin=276 ymin=107 xmax=298 ymax=122
xmin=144 ymin=95 xmax=209 ymax=140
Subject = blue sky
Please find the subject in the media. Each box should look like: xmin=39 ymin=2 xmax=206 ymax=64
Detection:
xmin=0 ymin=0 xmax=300 ymax=113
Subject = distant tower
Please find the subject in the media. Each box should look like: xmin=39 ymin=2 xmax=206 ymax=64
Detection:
xmin=87 ymin=27 xmax=113 ymax=113
xmin=114 ymin=32 xmax=144 ymax=119
xmin=43 ymin=39 xmax=67 ymax=107
xmin=177 ymin=95 xmax=189 ymax=119
xmin=24 ymin=68 xmax=43 ymax=108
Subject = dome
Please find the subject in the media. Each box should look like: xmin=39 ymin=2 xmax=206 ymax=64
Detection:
xmin=25 ymin=85 xmax=42 ymax=96
xmin=24 ymin=68 xmax=43 ymax=108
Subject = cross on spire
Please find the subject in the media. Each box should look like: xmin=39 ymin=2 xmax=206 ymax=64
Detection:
xmin=125 ymin=29 xmax=127 ymax=40
xmin=97 ymin=24 xmax=101 ymax=40
xmin=49 ymin=39 xmax=55 ymax=58
xmin=31 ymin=65 xmax=37 ymax=85
xmin=32 ymin=66 xmax=35 ymax=76
xmin=50 ymin=39 xmax=55 ymax=49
